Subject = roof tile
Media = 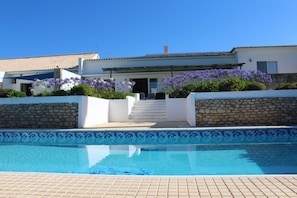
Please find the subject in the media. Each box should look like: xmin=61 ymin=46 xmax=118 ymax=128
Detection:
xmin=0 ymin=52 xmax=98 ymax=72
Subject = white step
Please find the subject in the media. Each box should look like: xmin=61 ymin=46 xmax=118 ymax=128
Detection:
xmin=129 ymin=100 xmax=167 ymax=121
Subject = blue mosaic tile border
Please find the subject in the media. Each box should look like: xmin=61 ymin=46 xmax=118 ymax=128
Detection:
xmin=0 ymin=128 xmax=297 ymax=145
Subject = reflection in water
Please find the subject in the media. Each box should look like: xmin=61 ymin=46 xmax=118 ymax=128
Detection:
xmin=0 ymin=144 xmax=296 ymax=175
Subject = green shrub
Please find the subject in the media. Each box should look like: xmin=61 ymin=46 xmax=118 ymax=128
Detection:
xmin=169 ymin=84 xmax=196 ymax=98
xmin=0 ymin=89 xmax=10 ymax=97
xmin=275 ymin=82 xmax=297 ymax=90
xmin=0 ymin=89 xmax=26 ymax=98
xmin=52 ymin=90 xmax=69 ymax=96
xmin=69 ymin=84 xmax=96 ymax=96
xmin=169 ymin=89 xmax=182 ymax=98
xmin=178 ymin=84 xmax=197 ymax=97
xmin=98 ymin=91 xmax=134 ymax=99
xmin=242 ymin=81 xmax=266 ymax=91
xmin=218 ymin=77 xmax=246 ymax=91
xmin=7 ymin=90 xmax=26 ymax=97
xmin=32 ymin=84 xmax=134 ymax=99
xmin=35 ymin=92 xmax=53 ymax=97
xmin=194 ymin=81 xmax=219 ymax=92
xmin=69 ymin=84 xmax=133 ymax=99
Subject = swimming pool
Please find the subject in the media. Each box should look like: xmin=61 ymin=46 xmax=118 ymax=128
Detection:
xmin=0 ymin=127 xmax=297 ymax=175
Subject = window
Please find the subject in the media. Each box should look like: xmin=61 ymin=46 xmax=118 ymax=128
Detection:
xmin=149 ymin=78 xmax=158 ymax=93
xmin=257 ymin=61 xmax=278 ymax=74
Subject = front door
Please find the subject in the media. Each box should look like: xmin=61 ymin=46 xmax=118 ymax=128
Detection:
xmin=132 ymin=78 xmax=148 ymax=98
xmin=21 ymin=83 xmax=32 ymax=96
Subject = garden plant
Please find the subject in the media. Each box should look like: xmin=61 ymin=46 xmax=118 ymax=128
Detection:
xmin=161 ymin=69 xmax=272 ymax=98
xmin=33 ymin=77 xmax=135 ymax=99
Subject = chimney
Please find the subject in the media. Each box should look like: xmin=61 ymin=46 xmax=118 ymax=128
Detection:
xmin=163 ymin=45 xmax=168 ymax=54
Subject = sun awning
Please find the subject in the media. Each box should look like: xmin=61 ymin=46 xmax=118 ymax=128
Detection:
xmin=12 ymin=72 xmax=54 ymax=81
xmin=102 ymin=63 xmax=245 ymax=73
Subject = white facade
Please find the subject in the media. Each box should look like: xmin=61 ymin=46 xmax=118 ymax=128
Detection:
xmin=233 ymin=46 xmax=297 ymax=73
xmin=81 ymin=53 xmax=240 ymax=95
xmin=2 ymin=69 xmax=80 ymax=95
xmin=0 ymin=71 xmax=5 ymax=89
xmin=0 ymin=52 xmax=98 ymax=95
xmin=1 ymin=45 xmax=296 ymax=95
xmin=79 ymin=45 xmax=297 ymax=96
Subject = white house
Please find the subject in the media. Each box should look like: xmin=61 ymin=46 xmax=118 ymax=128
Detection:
xmin=79 ymin=48 xmax=243 ymax=97
xmin=79 ymin=45 xmax=297 ymax=97
xmin=0 ymin=52 xmax=99 ymax=95
xmin=1 ymin=45 xmax=296 ymax=96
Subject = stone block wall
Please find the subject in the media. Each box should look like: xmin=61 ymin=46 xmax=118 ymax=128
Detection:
xmin=0 ymin=103 xmax=78 ymax=129
xmin=196 ymin=97 xmax=297 ymax=126
xmin=270 ymin=73 xmax=297 ymax=89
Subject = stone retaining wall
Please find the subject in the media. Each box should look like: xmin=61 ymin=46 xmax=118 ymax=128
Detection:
xmin=196 ymin=97 xmax=297 ymax=126
xmin=0 ymin=103 xmax=78 ymax=129
xmin=270 ymin=73 xmax=297 ymax=89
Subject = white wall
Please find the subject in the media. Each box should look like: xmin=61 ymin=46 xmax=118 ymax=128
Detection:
xmin=109 ymin=96 xmax=136 ymax=121
xmin=0 ymin=96 xmax=110 ymax=128
xmin=109 ymin=99 xmax=128 ymax=121
xmin=0 ymin=72 xmax=4 ymax=83
xmin=60 ymin=69 xmax=81 ymax=91
xmin=79 ymin=96 xmax=109 ymax=128
xmin=166 ymin=97 xmax=187 ymax=121
xmin=82 ymin=55 xmax=236 ymax=76
xmin=2 ymin=77 xmax=32 ymax=91
xmin=235 ymin=47 xmax=297 ymax=73
xmin=2 ymin=69 xmax=81 ymax=93
xmin=187 ymin=93 xmax=197 ymax=127
xmin=61 ymin=69 xmax=80 ymax=80
xmin=127 ymin=95 xmax=137 ymax=115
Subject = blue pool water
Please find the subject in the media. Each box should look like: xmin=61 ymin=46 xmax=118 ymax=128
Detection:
xmin=0 ymin=143 xmax=297 ymax=175
xmin=0 ymin=127 xmax=297 ymax=175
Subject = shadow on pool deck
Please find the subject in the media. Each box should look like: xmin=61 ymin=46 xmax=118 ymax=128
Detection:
xmin=85 ymin=122 xmax=297 ymax=130
xmin=87 ymin=121 xmax=192 ymax=129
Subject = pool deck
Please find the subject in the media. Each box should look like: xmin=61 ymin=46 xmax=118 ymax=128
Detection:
xmin=86 ymin=121 xmax=192 ymax=130
xmin=1 ymin=172 xmax=297 ymax=198
xmin=1 ymin=122 xmax=297 ymax=197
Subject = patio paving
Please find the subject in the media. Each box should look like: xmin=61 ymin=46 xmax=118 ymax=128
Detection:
xmin=87 ymin=121 xmax=192 ymax=129
xmin=0 ymin=172 xmax=296 ymax=197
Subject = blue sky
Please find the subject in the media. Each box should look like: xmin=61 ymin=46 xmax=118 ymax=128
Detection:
xmin=1 ymin=0 xmax=297 ymax=59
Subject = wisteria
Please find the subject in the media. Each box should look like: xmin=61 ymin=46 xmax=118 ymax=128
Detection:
xmin=161 ymin=69 xmax=272 ymax=92
xmin=32 ymin=77 xmax=135 ymax=95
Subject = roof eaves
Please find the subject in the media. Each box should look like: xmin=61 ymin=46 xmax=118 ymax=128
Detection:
xmin=0 ymin=52 xmax=98 ymax=60
xmin=231 ymin=45 xmax=297 ymax=52
xmin=84 ymin=51 xmax=234 ymax=62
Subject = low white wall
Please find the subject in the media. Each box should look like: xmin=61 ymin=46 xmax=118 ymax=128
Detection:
xmin=193 ymin=90 xmax=297 ymax=100
xmin=0 ymin=96 xmax=81 ymax=104
xmin=79 ymin=96 xmax=109 ymax=128
xmin=0 ymin=72 xmax=4 ymax=83
xmin=109 ymin=95 xmax=136 ymax=122
xmin=187 ymin=93 xmax=196 ymax=127
xmin=187 ymin=90 xmax=297 ymax=127
xmin=0 ymin=96 xmax=110 ymax=128
xmin=109 ymin=99 xmax=128 ymax=121
xmin=166 ymin=97 xmax=187 ymax=121
xmin=127 ymin=96 xmax=136 ymax=115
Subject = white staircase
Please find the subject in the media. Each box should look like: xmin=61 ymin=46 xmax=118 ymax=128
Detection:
xmin=129 ymin=100 xmax=167 ymax=121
